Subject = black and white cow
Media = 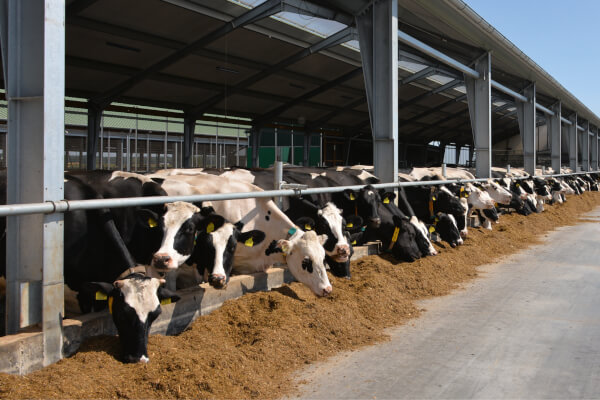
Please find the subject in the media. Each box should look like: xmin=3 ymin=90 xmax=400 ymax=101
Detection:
xmin=79 ymin=270 xmax=179 ymax=363
xmin=143 ymin=201 xmax=265 ymax=289
xmin=151 ymin=173 xmax=333 ymax=297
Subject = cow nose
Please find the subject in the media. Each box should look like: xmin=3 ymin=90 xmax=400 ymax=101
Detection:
xmin=322 ymin=286 xmax=332 ymax=297
xmin=337 ymin=244 xmax=350 ymax=255
xmin=152 ymin=254 xmax=172 ymax=268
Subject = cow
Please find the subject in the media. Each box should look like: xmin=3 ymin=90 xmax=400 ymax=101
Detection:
xmin=149 ymin=173 xmax=333 ymax=297
xmin=79 ymin=269 xmax=179 ymax=363
xmin=142 ymin=201 xmax=266 ymax=289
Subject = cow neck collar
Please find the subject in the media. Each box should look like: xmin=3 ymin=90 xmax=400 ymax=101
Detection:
xmin=115 ymin=265 xmax=150 ymax=281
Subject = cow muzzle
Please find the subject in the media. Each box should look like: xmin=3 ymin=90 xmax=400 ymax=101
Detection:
xmin=151 ymin=253 xmax=174 ymax=270
xmin=333 ymin=244 xmax=350 ymax=262
xmin=368 ymin=217 xmax=381 ymax=228
xmin=322 ymin=285 xmax=332 ymax=297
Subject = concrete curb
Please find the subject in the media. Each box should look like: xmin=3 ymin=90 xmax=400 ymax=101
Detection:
xmin=0 ymin=243 xmax=380 ymax=375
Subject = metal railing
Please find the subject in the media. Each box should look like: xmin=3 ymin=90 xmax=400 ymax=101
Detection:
xmin=0 ymin=170 xmax=597 ymax=217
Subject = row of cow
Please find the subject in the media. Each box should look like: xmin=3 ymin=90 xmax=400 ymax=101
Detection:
xmin=0 ymin=166 xmax=597 ymax=363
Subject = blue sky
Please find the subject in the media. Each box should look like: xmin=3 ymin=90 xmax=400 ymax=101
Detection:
xmin=464 ymin=0 xmax=600 ymax=117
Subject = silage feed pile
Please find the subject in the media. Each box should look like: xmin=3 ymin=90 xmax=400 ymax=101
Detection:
xmin=1 ymin=192 xmax=599 ymax=399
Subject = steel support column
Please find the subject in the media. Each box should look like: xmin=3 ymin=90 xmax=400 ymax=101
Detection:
xmin=182 ymin=116 xmax=196 ymax=168
xmin=455 ymin=144 xmax=462 ymax=166
xmin=250 ymin=128 xmax=260 ymax=167
xmin=1 ymin=0 xmax=65 ymax=366
xmin=568 ymin=113 xmax=578 ymax=171
xmin=516 ymin=84 xmax=536 ymax=175
xmin=356 ymin=0 xmax=398 ymax=184
xmin=548 ymin=101 xmax=561 ymax=173
xmin=303 ymin=130 xmax=311 ymax=166
xmin=581 ymin=121 xmax=590 ymax=171
xmin=86 ymin=103 xmax=102 ymax=170
xmin=465 ymin=53 xmax=492 ymax=177
xmin=592 ymin=128 xmax=599 ymax=171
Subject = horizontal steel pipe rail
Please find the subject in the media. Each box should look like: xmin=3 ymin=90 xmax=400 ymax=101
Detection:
xmin=0 ymin=172 xmax=597 ymax=218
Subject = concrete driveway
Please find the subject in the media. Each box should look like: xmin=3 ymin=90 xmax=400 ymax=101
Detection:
xmin=293 ymin=208 xmax=600 ymax=399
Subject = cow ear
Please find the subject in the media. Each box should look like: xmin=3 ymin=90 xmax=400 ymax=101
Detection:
xmin=345 ymin=215 xmax=363 ymax=230
xmin=317 ymin=234 xmax=328 ymax=246
xmin=137 ymin=209 xmax=160 ymax=229
xmin=381 ymin=191 xmax=396 ymax=204
xmin=343 ymin=189 xmax=357 ymax=201
xmin=295 ymin=216 xmax=315 ymax=231
xmin=76 ymin=282 xmax=115 ymax=313
xmin=197 ymin=214 xmax=226 ymax=233
xmin=276 ymin=239 xmax=292 ymax=254
xmin=392 ymin=214 xmax=405 ymax=226
xmin=237 ymin=230 xmax=266 ymax=247
xmin=157 ymin=286 xmax=181 ymax=303
xmin=200 ymin=206 xmax=215 ymax=216
xmin=150 ymin=177 xmax=164 ymax=185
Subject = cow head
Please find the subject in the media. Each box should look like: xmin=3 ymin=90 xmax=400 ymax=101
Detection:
xmin=467 ymin=183 xmax=495 ymax=210
xmin=79 ymin=275 xmax=180 ymax=363
xmin=432 ymin=186 xmax=466 ymax=217
xmin=388 ymin=215 xmax=422 ymax=262
xmin=146 ymin=202 xmax=264 ymax=288
xmin=343 ymin=185 xmax=381 ymax=228
xmin=431 ymin=212 xmax=463 ymax=248
xmin=484 ymin=180 xmax=512 ymax=205
xmin=270 ymin=230 xmax=332 ymax=297
xmin=409 ymin=216 xmax=438 ymax=256
xmin=315 ymin=203 xmax=351 ymax=264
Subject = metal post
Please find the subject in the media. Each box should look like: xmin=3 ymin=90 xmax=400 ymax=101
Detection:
xmin=568 ymin=113 xmax=578 ymax=171
xmin=319 ymin=130 xmax=323 ymax=167
xmin=274 ymin=161 xmax=283 ymax=209
xmin=251 ymin=128 xmax=260 ymax=167
xmin=516 ymin=83 xmax=536 ymax=175
xmin=549 ymin=101 xmax=561 ymax=173
xmin=215 ymin=122 xmax=220 ymax=169
xmin=86 ymin=103 xmax=101 ymax=170
xmin=274 ymin=126 xmax=278 ymax=163
xmin=134 ymin=112 xmax=138 ymax=171
xmin=236 ymin=126 xmax=240 ymax=166
xmin=455 ymin=144 xmax=461 ymax=166
xmin=592 ymin=128 xmax=599 ymax=171
xmin=442 ymin=163 xmax=447 ymax=178
xmin=164 ymin=117 xmax=168 ymax=169
xmin=507 ymin=164 xmax=511 ymax=174
xmin=465 ymin=53 xmax=492 ymax=178
xmin=146 ymin=133 xmax=150 ymax=171
xmin=303 ymin=130 xmax=311 ymax=166
xmin=2 ymin=0 xmax=65 ymax=366
xmin=183 ymin=116 xmax=195 ymax=168
xmin=99 ymin=113 xmax=104 ymax=169
xmin=290 ymin=128 xmax=294 ymax=165
xmin=356 ymin=0 xmax=398 ymax=185
xmin=126 ymin=131 xmax=131 ymax=171
xmin=581 ymin=121 xmax=590 ymax=171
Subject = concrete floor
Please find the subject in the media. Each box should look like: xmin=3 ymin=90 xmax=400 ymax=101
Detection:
xmin=293 ymin=208 xmax=600 ymax=399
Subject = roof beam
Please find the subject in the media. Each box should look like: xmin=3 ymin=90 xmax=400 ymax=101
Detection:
xmin=90 ymin=0 xmax=283 ymax=107
xmin=281 ymin=0 xmax=354 ymax=26
xmin=253 ymin=68 xmax=363 ymax=126
xmin=307 ymin=97 xmax=367 ymax=130
xmin=68 ymin=16 xmax=365 ymax=99
xmin=186 ymin=26 xmax=357 ymax=119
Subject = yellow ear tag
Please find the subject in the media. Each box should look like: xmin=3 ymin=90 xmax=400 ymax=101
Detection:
xmin=349 ymin=193 xmax=356 ymax=201
xmin=495 ymin=202 xmax=498 ymax=208
xmin=281 ymin=244 xmax=289 ymax=254
xmin=516 ymin=183 xmax=520 ymax=187
xmin=391 ymin=227 xmax=400 ymax=243
xmin=160 ymin=298 xmax=172 ymax=306
xmin=432 ymin=196 xmax=436 ymax=201
xmin=95 ymin=291 xmax=107 ymax=301
xmin=206 ymin=222 xmax=215 ymax=233
xmin=346 ymin=222 xmax=354 ymax=228
xmin=108 ymin=297 xmax=114 ymax=314
xmin=465 ymin=193 xmax=469 ymax=198
xmin=429 ymin=226 xmax=436 ymax=233
xmin=435 ymin=217 xmax=439 ymax=222
xmin=148 ymin=218 xmax=157 ymax=228
xmin=460 ymin=187 xmax=465 ymax=192
xmin=245 ymin=237 xmax=254 ymax=247
xmin=352 ymin=240 xmax=357 ymax=245
xmin=304 ymin=224 xmax=312 ymax=231
xmin=383 ymin=197 xmax=390 ymax=204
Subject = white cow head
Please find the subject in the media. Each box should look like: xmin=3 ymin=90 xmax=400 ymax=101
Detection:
xmin=467 ymin=183 xmax=495 ymax=210
xmin=484 ymin=180 xmax=512 ymax=205
xmin=272 ymin=230 xmax=332 ymax=297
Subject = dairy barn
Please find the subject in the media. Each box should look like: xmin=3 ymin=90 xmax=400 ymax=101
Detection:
xmin=0 ymin=0 xmax=599 ymax=397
